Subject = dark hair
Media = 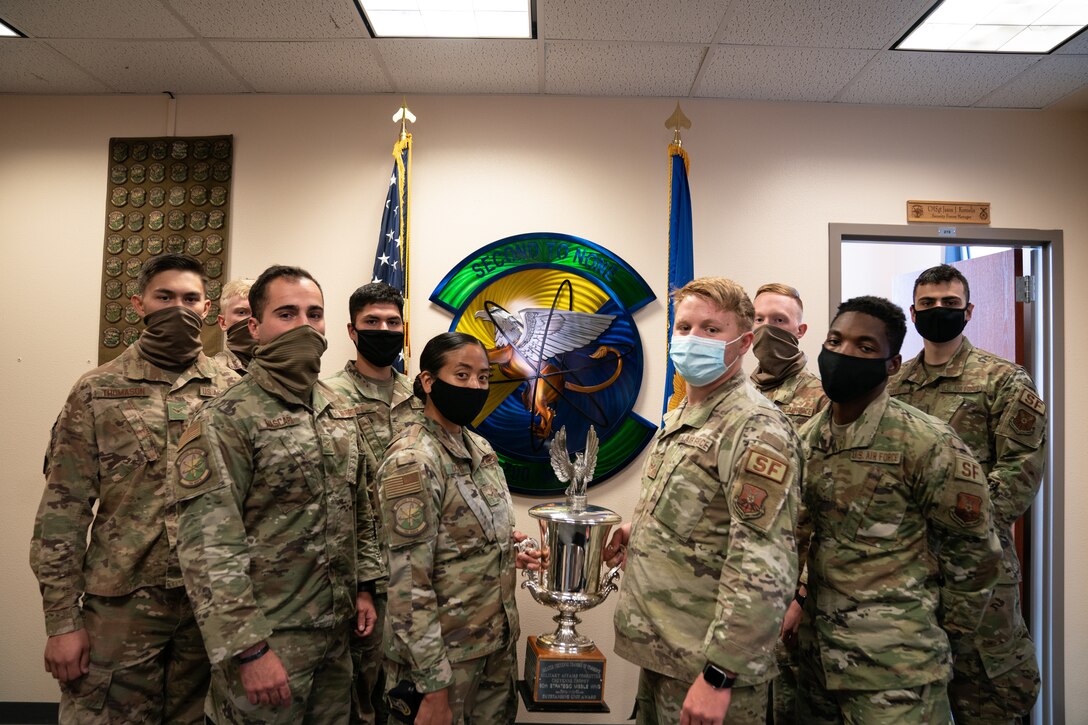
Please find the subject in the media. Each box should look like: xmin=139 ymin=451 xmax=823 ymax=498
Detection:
xmin=832 ymin=295 xmax=908 ymax=356
xmin=249 ymin=265 xmax=322 ymax=320
xmin=349 ymin=282 xmax=404 ymax=321
xmin=413 ymin=332 xmax=488 ymax=401
xmin=137 ymin=253 xmax=207 ymax=295
xmin=913 ymin=264 xmax=971 ymax=304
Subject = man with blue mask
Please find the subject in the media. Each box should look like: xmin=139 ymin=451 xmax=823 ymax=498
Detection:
xmin=888 ymin=265 xmax=1044 ymax=725
xmin=606 ymin=276 xmax=803 ymax=725
xmin=796 ymin=296 xmax=1002 ymax=724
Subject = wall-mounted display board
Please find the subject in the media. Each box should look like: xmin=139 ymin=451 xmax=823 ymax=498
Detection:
xmin=98 ymin=136 xmax=233 ymax=364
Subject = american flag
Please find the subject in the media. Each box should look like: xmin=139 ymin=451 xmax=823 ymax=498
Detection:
xmin=371 ymin=134 xmax=411 ymax=371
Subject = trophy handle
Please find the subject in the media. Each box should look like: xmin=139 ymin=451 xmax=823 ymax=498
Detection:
xmin=600 ymin=562 xmax=622 ymax=597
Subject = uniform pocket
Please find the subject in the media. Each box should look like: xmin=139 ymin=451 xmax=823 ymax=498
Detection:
xmin=263 ymin=434 xmax=321 ymax=514
xmin=850 ymin=470 xmax=906 ymax=550
xmin=61 ymin=663 xmax=112 ymax=712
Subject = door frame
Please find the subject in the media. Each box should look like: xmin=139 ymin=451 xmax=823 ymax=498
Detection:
xmin=829 ymin=222 xmax=1065 ymax=725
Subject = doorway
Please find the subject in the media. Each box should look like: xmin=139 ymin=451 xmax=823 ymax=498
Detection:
xmin=829 ymin=222 xmax=1065 ymax=725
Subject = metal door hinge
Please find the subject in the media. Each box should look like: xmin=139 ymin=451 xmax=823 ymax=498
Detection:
xmin=1015 ymin=275 xmax=1036 ymax=303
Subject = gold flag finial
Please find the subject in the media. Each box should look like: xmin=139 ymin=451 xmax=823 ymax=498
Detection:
xmin=392 ymin=98 xmax=416 ymax=140
xmin=664 ymin=102 xmax=691 ymax=146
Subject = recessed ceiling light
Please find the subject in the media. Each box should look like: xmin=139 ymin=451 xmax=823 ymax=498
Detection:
xmin=355 ymin=0 xmax=533 ymax=39
xmin=895 ymin=0 xmax=1088 ymax=53
xmin=0 ymin=16 xmax=23 ymax=37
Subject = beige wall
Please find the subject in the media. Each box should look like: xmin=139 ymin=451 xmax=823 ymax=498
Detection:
xmin=1 ymin=94 xmax=1084 ymax=721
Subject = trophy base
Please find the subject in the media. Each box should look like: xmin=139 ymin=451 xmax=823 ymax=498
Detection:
xmin=520 ymin=635 xmax=610 ymax=712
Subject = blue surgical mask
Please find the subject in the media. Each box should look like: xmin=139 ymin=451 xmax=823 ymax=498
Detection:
xmin=669 ymin=333 xmax=743 ymax=387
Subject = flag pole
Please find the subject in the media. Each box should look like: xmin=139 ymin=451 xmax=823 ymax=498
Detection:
xmin=663 ymin=102 xmax=694 ymax=416
xmin=391 ymin=99 xmax=415 ymax=364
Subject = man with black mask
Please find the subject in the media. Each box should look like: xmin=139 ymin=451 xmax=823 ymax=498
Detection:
xmin=889 ymin=264 xmax=1045 ymax=724
xmin=324 ymin=282 xmax=424 ymax=725
xmin=31 ymin=253 xmax=240 ymax=723
xmin=796 ymin=295 xmax=1001 ymax=724
xmin=174 ymin=265 xmax=380 ymax=724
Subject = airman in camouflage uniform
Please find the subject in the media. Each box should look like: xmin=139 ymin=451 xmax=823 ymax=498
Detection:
xmin=609 ymin=278 xmax=803 ymax=725
xmin=213 ymin=278 xmax=256 ymax=375
xmin=750 ymin=283 xmax=829 ymax=723
xmin=378 ymin=332 xmax=522 ymax=725
xmin=322 ymin=282 xmax=424 ymax=725
xmin=174 ymin=266 xmax=380 ymax=724
xmin=30 ymin=254 xmax=239 ymax=724
xmin=797 ymin=296 xmax=1002 ymax=724
xmin=889 ymin=264 xmax=1044 ymax=724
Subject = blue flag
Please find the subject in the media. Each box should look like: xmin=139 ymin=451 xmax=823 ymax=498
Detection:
xmin=663 ymin=144 xmax=694 ymax=417
xmin=372 ymin=134 xmax=411 ymax=371
xmin=943 ymin=245 xmax=970 ymax=264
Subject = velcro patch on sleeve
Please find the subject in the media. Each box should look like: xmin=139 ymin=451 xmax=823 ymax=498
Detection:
xmin=850 ymin=450 xmax=902 ymax=465
xmin=176 ymin=448 xmax=211 ymax=488
xmin=1019 ymin=388 xmax=1046 ymax=415
xmin=951 ymin=491 xmax=984 ymax=527
xmin=177 ymin=421 xmax=203 ymax=450
xmin=384 ymin=468 xmax=423 ymax=498
xmin=392 ymin=496 xmax=428 ymax=537
xmin=742 ymin=447 xmax=790 ymax=485
xmin=954 ymin=455 xmax=986 ymax=485
xmin=1010 ymin=406 xmax=1039 ymax=435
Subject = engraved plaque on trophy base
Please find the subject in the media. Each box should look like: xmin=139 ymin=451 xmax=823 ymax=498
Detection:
xmin=518 ymin=635 xmax=610 ymax=712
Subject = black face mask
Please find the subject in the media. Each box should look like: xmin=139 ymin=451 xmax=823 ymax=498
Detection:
xmin=428 ymin=377 xmax=489 ymax=427
xmin=818 ymin=348 xmax=893 ymax=404
xmin=913 ymin=306 xmax=968 ymax=344
xmin=354 ymin=328 xmax=404 ymax=368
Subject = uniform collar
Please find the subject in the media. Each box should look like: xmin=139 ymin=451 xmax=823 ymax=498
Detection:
xmin=664 ymin=372 xmax=746 ymax=436
xmin=901 ymin=336 xmax=974 ymax=386
xmin=810 ymin=390 xmax=890 ymax=453
xmin=119 ymin=345 xmax=215 ymax=390
xmin=751 ymin=368 xmax=806 ymax=404
xmin=341 ymin=360 xmax=413 ymax=407
xmin=421 ymin=415 xmax=472 ymax=461
xmin=247 ymin=360 xmax=334 ymax=412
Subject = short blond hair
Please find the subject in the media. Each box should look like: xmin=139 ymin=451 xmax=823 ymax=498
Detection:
xmin=672 ymin=277 xmax=755 ymax=331
xmin=221 ymin=278 xmax=254 ymax=303
xmin=755 ymin=282 xmax=803 ymax=310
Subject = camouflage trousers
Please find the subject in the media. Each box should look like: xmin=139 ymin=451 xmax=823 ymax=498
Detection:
xmin=634 ymin=668 xmax=768 ymax=725
xmin=350 ymin=590 xmax=388 ymax=725
xmin=58 ymin=586 xmax=208 ymax=725
xmin=385 ymin=637 xmax=518 ymax=725
xmin=948 ymin=582 xmax=1040 ymax=724
xmin=207 ymin=625 xmax=352 ymax=725
xmin=770 ymin=637 xmax=801 ymax=724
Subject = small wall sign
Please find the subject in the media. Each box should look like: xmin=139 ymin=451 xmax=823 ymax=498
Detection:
xmin=907 ymin=200 xmax=990 ymax=224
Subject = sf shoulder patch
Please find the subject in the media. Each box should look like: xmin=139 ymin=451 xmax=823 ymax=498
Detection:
xmin=952 ymin=491 xmax=984 ymax=527
xmin=732 ymin=446 xmax=792 ymax=532
xmin=742 ymin=447 xmax=790 ymax=484
xmin=177 ymin=448 xmax=211 ymax=488
xmin=392 ymin=496 xmax=427 ymax=537
xmin=735 ymin=482 xmax=769 ymax=519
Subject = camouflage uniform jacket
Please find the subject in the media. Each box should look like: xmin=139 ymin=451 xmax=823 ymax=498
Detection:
xmin=614 ymin=373 xmax=803 ymax=684
xmin=888 ymin=337 xmax=1046 ymax=584
xmin=212 ymin=348 xmax=247 ymax=375
xmin=797 ymin=392 xmax=1002 ymax=690
xmin=377 ymin=417 xmax=520 ymax=693
xmin=753 ymin=368 xmax=830 ymax=430
xmin=30 ymin=345 xmax=238 ymax=636
xmin=173 ymin=361 xmax=380 ymax=664
xmin=323 ymin=361 xmax=425 ymax=591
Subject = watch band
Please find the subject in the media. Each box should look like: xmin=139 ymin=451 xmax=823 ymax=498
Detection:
xmin=702 ymin=662 xmax=736 ymax=690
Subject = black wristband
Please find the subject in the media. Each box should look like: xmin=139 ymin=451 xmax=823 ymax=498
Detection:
xmin=702 ymin=662 xmax=736 ymax=690
xmin=358 ymin=580 xmax=377 ymax=595
xmin=236 ymin=642 xmax=270 ymax=664
xmin=794 ymin=590 xmax=807 ymax=607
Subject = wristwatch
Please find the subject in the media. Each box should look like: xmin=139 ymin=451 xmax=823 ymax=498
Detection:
xmin=702 ymin=662 xmax=736 ymax=690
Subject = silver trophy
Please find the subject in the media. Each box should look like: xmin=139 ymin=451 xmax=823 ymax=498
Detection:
xmin=520 ymin=425 xmax=622 ymax=654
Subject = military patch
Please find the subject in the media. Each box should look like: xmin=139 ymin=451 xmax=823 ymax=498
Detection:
xmin=167 ymin=401 xmax=188 ymax=421
xmin=200 ymin=386 xmax=220 ymax=398
xmin=735 ymin=482 xmax=769 ymax=520
xmin=480 ymin=452 xmax=499 ymax=467
xmin=645 ymin=452 xmax=663 ymax=478
xmin=177 ymin=448 xmax=210 ymax=488
xmin=1019 ymin=389 xmax=1046 ymax=415
xmin=850 ymin=450 xmax=903 ymax=465
xmin=783 ymin=401 xmax=816 ymax=417
xmin=393 ymin=496 xmax=427 ymax=536
xmin=742 ymin=447 xmax=789 ymax=484
xmin=259 ymin=414 xmax=298 ymax=430
xmin=952 ymin=491 xmax=983 ymax=527
xmin=955 ymin=455 xmax=985 ymax=485
xmin=939 ymin=383 xmax=984 ymax=394
xmin=385 ymin=469 xmax=423 ymax=498
xmin=677 ymin=433 xmax=713 ymax=452
xmin=177 ymin=422 xmax=202 ymax=450
xmin=1011 ymin=406 xmax=1038 ymax=435
xmin=93 ymin=386 xmax=149 ymax=398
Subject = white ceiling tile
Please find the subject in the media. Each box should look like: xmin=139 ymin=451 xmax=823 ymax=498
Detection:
xmin=46 ymin=39 xmax=249 ymax=93
xmin=541 ymin=0 xmax=726 ymax=43
xmin=545 ymin=41 xmax=704 ymax=96
xmin=838 ymin=51 xmax=1040 ymax=106
xmin=0 ymin=0 xmax=193 ymax=38
xmin=378 ymin=39 xmax=537 ymax=94
xmin=698 ymin=45 xmax=876 ymax=101
xmin=0 ymin=39 xmax=110 ymax=93
xmin=976 ymin=55 xmax=1088 ymax=108
xmin=169 ymin=0 xmax=369 ymax=40
xmin=721 ymin=0 xmax=932 ymax=50
xmin=212 ymin=40 xmax=389 ymax=93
